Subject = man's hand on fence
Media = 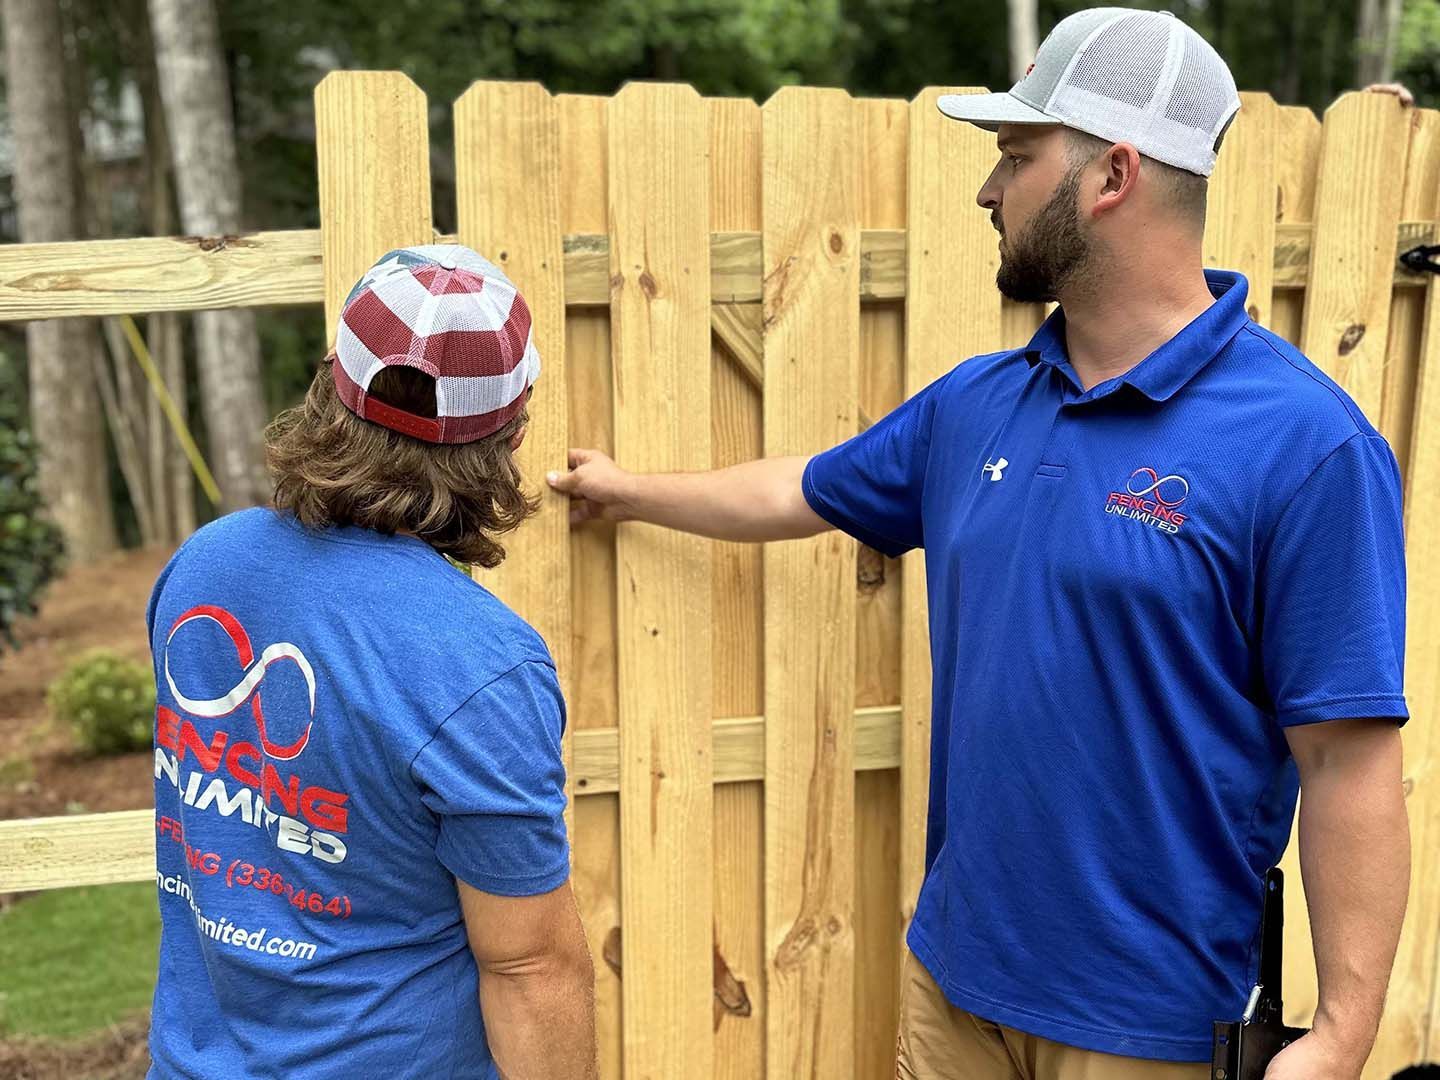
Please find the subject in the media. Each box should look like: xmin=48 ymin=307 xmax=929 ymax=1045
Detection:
xmin=1362 ymin=82 xmax=1415 ymax=107
xmin=547 ymin=449 xmax=636 ymax=525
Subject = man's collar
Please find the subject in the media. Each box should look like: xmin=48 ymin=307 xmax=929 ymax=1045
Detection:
xmin=1023 ymin=270 xmax=1252 ymax=402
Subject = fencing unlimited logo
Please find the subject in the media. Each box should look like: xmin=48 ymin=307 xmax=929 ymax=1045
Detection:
xmin=1104 ymin=467 xmax=1190 ymax=534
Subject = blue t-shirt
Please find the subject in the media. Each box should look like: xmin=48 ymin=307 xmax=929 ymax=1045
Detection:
xmin=803 ymin=270 xmax=1408 ymax=1062
xmin=145 ymin=508 xmax=569 ymax=1080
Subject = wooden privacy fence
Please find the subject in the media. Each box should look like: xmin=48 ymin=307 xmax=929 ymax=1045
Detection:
xmin=0 ymin=75 xmax=1438 ymax=1080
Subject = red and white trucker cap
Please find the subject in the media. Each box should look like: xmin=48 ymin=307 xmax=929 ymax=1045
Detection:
xmin=332 ymin=244 xmax=540 ymax=444
xmin=937 ymin=8 xmax=1240 ymax=178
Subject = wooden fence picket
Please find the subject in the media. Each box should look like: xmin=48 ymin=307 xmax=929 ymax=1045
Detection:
xmin=1205 ymin=91 xmax=1278 ymax=326
xmin=1371 ymin=110 xmax=1440 ymax=1077
xmin=608 ymin=82 xmax=715 ymax=1080
xmin=314 ymin=72 xmax=432 ymax=339
xmin=1380 ymin=110 xmax=1440 ymax=485
xmin=556 ymin=91 xmax=625 ymax=1080
xmin=453 ymin=81 xmax=572 ymax=836
xmin=761 ymin=85 xmax=860 ymax=1080
xmin=1300 ymin=92 xmax=1411 ymax=422
xmin=708 ymin=93 xmax=767 ymax=1080
xmin=854 ymin=96 xmax=908 ymax=1079
xmin=1271 ymin=105 xmax=1322 ymax=346
xmin=899 ymin=87 xmax=1004 ymax=942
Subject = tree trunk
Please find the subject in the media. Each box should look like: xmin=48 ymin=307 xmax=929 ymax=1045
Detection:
xmin=1007 ymin=0 xmax=1040 ymax=84
xmin=133 ymin=0 xmax=192 ymax=544
xmin=0 ymin=0 xmax=117 ymax=560
xmin=1354 ymin=0 xmax=1400 ymax=85
xmin=148 ymin=0 xmax=267 ymax=513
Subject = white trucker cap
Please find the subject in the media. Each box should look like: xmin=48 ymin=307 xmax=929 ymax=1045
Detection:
xmin=938 ymin=8 xmax=1240 ymax=178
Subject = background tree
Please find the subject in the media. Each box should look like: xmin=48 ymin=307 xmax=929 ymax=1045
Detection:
xmin=149 ymin=0 xmax=268 ymax=512
xmin=1008 ymin=0 xmax=1040 ymax=81
xmin=0 ymin=0 xmax=116 ymax=560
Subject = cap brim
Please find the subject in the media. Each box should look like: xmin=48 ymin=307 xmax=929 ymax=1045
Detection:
xmin=936 ymin=92 xmax=1057 ymax=131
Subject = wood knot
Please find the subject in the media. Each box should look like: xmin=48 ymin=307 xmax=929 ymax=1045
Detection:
xmin=713 ymin=943 xmax=752 ymax=1027
xmin=774 ymin=916 xmax=817 ymax=971
xmin=1246 ymin=305 xmax=1260 ymax=322
xmin=857 ymin=547 xmax=886 ymax=594
xmin=638 ymin=270 xmax=658 ymax=299
xmin=603 ymin=926 xmax=623 ymax=977
xmin=828 ymin=230 xmax=844 ymax=254
xmin=1338 ymin=324 xmax=1366 ymax=356
xmin=190 ymin=234 xmax=242 ymax=252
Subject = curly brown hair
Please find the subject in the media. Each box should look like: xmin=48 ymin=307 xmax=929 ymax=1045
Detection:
xmin=265 ymin=358 xmax=538 ymax=567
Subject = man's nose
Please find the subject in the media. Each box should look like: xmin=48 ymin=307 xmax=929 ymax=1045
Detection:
xmin=976 ymin=169 xmax=1001 ymax=210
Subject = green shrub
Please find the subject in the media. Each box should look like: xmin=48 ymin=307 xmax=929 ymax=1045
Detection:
xmin=0 ymin=349 xmax=64 ymax=653
xmin=48 ymin=650 xmax=155 ymax=756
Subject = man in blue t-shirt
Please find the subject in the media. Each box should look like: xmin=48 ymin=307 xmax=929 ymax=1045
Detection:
xmin=548 ymin=11 xmax=1411 ymax=1080
xmin=147 ymin=245 xmax=595 ymax=1079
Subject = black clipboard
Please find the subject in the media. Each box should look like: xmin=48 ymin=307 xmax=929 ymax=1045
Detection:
xmin=1211 ymin=867 xmax=1309 ymax=1079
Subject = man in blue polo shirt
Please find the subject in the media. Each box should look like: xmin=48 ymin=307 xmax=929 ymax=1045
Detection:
xmin=549 ymin=9 xmax=1410 ymax=1079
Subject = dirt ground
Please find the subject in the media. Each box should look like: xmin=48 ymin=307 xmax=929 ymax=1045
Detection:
xmin=0 ymin=545 xmax=172 ymax=822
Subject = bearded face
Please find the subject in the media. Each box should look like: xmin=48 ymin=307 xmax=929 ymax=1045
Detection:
xmin=993 ymin=164 xmax=1092 ymax=304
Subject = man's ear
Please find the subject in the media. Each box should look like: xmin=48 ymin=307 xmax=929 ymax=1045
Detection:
xmin=1091 ymin=141 xmax=1141 ymax=219
xmin=509 ymin=425 xmax=527 ymax=452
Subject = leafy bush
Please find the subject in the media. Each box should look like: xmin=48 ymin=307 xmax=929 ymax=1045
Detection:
xmin=48 ymin=650 xmax=155 ymax=756
xmin=0 ymin=350 xmax=64 ymax=652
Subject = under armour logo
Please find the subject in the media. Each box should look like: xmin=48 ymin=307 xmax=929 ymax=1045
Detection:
xmin=982 ymin=457 xmax=1009 ymax=482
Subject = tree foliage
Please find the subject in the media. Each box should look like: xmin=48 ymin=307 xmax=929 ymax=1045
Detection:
xmin=0 ymin=349 xmax=64 ymax=653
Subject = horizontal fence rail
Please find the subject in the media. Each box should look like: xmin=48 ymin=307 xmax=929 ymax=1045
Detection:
xmin=0 ymin=707 xmax=904 ymax=894
xmin=0 ymin=222 xmax=1434 ymax=323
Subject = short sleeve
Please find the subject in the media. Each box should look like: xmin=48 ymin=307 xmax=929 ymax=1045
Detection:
xmin=801 ymin=372 xmax=950 ymax=557
xmin=1258 ymin=433 xmax=1408 ymax=727
xmin=411 ymin=660 xmax=570 ymax=896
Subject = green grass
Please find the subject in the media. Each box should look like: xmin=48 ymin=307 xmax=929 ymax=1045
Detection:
xmin=0 ymin=882 xmax=158 ymax=1039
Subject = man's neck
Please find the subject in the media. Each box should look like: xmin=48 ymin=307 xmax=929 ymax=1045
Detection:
xmin=1055 ymin=258 xmax=1216 ymax=391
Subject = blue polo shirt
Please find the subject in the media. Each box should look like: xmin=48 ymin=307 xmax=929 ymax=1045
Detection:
xmin=802 ymin=270 xmax=1407 ymax=1062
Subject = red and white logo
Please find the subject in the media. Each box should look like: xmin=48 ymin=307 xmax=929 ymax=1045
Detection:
xmin=165 ymin=605 xmax=316 ymax=760
xmin=156 ymin=604 xmax=349 ymax=863
xmin=1104 ymin=467 xmax=1190 ymax=534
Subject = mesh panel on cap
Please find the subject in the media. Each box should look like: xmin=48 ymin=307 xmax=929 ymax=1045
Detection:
xmin=1065 ymin=13 xmax=1171 ymax=109
xmin=1165 ymin=28 xmax=1237 ymax=135
xmin=1013 ymin=6 xmax=1127 ymax=109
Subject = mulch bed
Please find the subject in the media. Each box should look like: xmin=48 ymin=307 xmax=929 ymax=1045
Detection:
xmin=0 ymin=546 xmax=171 ymax=821
xmin=0 ymin=1014 xmax=150 ymax=1080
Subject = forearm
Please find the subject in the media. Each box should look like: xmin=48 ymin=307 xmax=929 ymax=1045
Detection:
xmin=623 ymin=454 xmax=823 ymax=542
xmin=479 ymin=953 xmax=597 ymax=1080
xmin=1296 ymin=735 xmax=1409 ymax=1062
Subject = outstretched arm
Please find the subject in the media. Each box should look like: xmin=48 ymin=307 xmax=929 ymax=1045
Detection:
xmin=546 ymin=449 xmax=830 ymax=543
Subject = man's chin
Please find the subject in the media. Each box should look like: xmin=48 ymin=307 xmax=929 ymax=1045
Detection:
xmin=995 ymin=265 xmax=1055 ymax=304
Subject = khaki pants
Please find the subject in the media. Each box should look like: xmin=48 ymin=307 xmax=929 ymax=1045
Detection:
xmin=895 ymin=952 xmax=1211 ymax=1080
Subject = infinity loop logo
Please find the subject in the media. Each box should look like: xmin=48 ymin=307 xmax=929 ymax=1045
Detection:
xmin=165 ymin=605 xmax=316 ymax=760
xmin=1125 ymin=467 xmax=1189 ymax=508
